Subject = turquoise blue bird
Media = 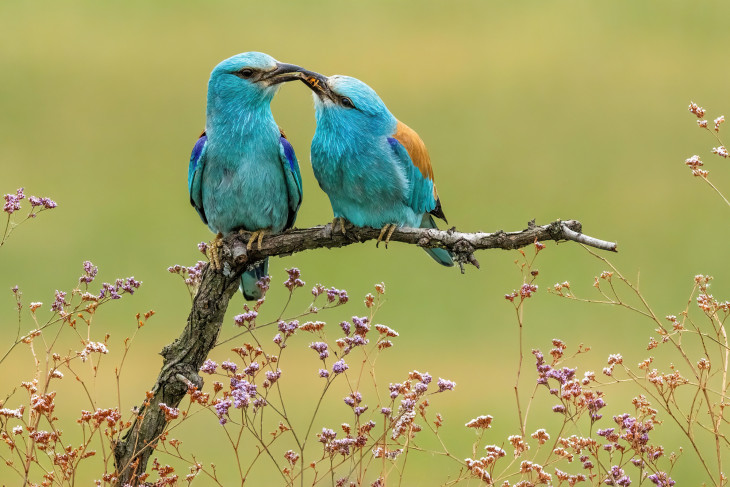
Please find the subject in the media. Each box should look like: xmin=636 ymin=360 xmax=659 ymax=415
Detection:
xmin=299 ymin=71 xmax=453 ymax=267
xmin=188 ymin=52 xmax=304 ymax=299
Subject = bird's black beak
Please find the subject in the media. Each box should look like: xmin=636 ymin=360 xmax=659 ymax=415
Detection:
xmin=298 ymin=69 xmax=335 ymax=101
xmin=261 ymin=62 xmax=307 ymax=85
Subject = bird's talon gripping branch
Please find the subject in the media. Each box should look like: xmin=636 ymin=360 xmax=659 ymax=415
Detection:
xmin=246 ymin=229 xmax=269 ymax=251
xmin=207 ymin=233 xmax=224 ymax=270
xmin=384 ymin=224 xmax=397 ymax=248
xmin=331 ymin=217 xmax=347 ymax=235
xmin=376 ymin=224 xmax=394 ymax=248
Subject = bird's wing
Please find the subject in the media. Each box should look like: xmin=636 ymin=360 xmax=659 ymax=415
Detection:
xmin=388 ymin=121 xmax=447 ymax=222
xmin=278 ymin=128 xmax=303 ymax=230
xmin=188 ymin=131 xmax=208 ymax=224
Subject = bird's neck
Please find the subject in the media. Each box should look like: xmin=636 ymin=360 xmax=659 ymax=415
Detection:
xmin=205 ymin=96 xmax=278 ymax=146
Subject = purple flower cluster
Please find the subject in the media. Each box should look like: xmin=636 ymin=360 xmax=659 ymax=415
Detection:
xmin=332 ymin=359 xmax=348 ymax=375
xmin=3 ymin=188 xmax=56 ymax=216
xmin=214 ymin=399 xmax=232 ymax=425
xmin=309 ymin=342 xmax=329 ymax=360
xmin=284 ymin=267 xmax=305 ymax=291
xmin=233 ymin=310 xmax=257 ymax=327
xmin=604 ymin=465 xmax=631 ymax=486
xmin=613 ymin=413 xmax=653 ymax=450
xmin=51 ymin=290 xmax=68 ymax=313
xmin=256 ymin=275 xmax=271 ymax=294
xmin=336 ymin=316 xmax=372 ymax=354
xmin=326 ymin=286 xmax=349 ymax=304
xmin=200 ymin=359 xmax=218 ymax=374
xmin=221 ymin=360 xmax=237 ymax=373
xmin=79 ymin=261 xmax=98 ymax=285
xmin=437 ymin=378 xmax=456 ymax=392
xmin=274 ymin=320 xmax=299 ymax=348
xmin=98 ymin=277 xmax=141 ymax=300
xmin=230 ymin=377 xmax=258 ymax=409
xmin=243 ymin=362 xmax=260 ymax=376
xmin=3 ymin=188 xmax=24 ymax=214
xmin=648 ymin=472 xmax=675 ymax=487
xmin=264 ymin=370 xmax=281 ymax=384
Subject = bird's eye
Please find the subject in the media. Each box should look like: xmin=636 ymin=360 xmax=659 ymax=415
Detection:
xmin=341 ymin=97 xmax=355 ymax=109
xmin=238 ymin=68 xmax=254 ymax=78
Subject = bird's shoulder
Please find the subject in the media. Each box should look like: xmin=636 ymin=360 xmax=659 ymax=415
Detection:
xmin=390 ymin=120 xmax=434 ymax=182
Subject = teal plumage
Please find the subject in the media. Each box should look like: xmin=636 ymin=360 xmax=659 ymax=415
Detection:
xmin=188 ymin=52 xmax=304 ymax=299
xmin=301 ymin=72 xmax=453 ymax=266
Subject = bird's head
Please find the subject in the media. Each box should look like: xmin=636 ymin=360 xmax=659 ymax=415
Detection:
xmin=299 ymin=71 xmax=396 ymax=135
xmin=207 ymin=52 xmax=305 ymax=106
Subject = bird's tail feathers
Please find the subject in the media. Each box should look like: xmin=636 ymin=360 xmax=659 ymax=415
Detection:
xmin=240 ymin=258 xmax=269 ymax=300
xmin=420 ymin=214 xmax=454 ymax=267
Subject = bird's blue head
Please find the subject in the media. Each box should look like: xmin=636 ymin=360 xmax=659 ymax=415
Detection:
xmin=299 ymin=71 xmax=397 ymax=137
xmin=207 ymin=52 xmax=304 ymax=114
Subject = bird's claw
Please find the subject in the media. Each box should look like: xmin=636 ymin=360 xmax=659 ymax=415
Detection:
xmin=245 ymin=229 xmax=268 ymax=251
xmin=376 ymin=224 xmax=397 ymax=249
xmin=207 ymin=233 xmax=224 ymax=270
xmin=332 ymin=217 xmax=347 ymax=235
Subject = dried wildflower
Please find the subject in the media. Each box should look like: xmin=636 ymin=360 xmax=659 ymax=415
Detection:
xmin=0 ymin=406 xmax=24 ymax=419
xmin=284 ymin=450 xmax=300 ymax=466
xmin=80 ymin=341 xmax=109 ymax=362
xmin=374 ymin=324 xmax=398 ymax=337
xmin=698 ymin=119 xmax=708 ymax=128
xmin=300 ymin=321 xmax=325 ymax=332
xmin=375 ymin=282 xmax=385 ymax=294
xmin=712 ymin=146 xmax=729 ymax=158
xmin=714 ymin=115 xmax=725 ymax=132
xmin=698 ymin=357 xmax=710 ymax=370
xmin=689 ymin=101 xmax=705 ymax=118
xmin=159 ymin=403 xmax=180 ymax=421
xmin=520 ymin=283 xmax=538 ymax=298
xmin=508 ymin=435 xmax=530 ymax=457
xmin=531 ymin=428 xmax=550 ymax=444
xmin=372 ymin=447 xmax=403 ymax=460
xmin=465 ymin=415 xmax=493 ymax=430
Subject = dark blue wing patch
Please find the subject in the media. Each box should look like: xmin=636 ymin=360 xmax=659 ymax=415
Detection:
xmin=280 ymin=136 xmax=296 ymax=172
xmin=188 ymin=133 xmax=208 ymax=224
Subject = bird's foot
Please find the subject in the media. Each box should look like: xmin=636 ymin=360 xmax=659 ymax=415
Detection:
xmin=376 ymin=224 xmax=398 ymax=249
xmin=245 ymin=229 xmax=269 ymax=251
xmin=332 ymin=217 xmax=347 ymax=235
xmin=207 ymin=233 xmax=224 ymax=270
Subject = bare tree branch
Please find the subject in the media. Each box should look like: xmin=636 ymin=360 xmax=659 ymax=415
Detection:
xmin=112 ymin=218 xmax=615 ymax=485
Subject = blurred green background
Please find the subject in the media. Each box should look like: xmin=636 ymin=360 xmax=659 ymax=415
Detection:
xmin=2 ymin=0 xmax=730 ymax=484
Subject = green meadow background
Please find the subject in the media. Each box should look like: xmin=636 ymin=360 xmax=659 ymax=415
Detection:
xmin=2 ymin=1 xmax=729 ymax=484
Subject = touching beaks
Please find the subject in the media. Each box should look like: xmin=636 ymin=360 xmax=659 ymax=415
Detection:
xmin=298 ymin=69 xmax=334 ymax=100
xmin=260 ymin=63 xmax=308 ymax=85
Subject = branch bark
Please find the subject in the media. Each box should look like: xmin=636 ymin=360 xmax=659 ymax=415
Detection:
xmin=112 ymin=218 xmax=614 ymax=485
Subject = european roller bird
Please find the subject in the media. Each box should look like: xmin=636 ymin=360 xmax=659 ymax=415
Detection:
xmin=188 ymin=52 xmax=304 ymax=299
xmin=299 ymin=70 xmax=453 ymax=267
